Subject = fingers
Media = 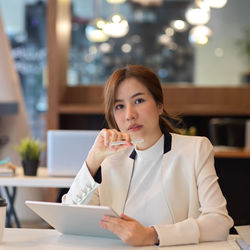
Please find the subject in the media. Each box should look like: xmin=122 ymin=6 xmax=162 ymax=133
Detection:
xmin=110 ymin=129 xmax=118 ymax=145
xmin=124 ymin=134 xmax=133 ymax=147
xmin=116 ymin=131 xmax=123 ymax=143
xmin=120 ymin=213 xmax=134 ymax=221
xmin=100 ymin=129 xmax=132 ymax=150
xmin=100 ymin=215 xmax=129 ymax=232
xmin=100 ymin=215 xmax=149 ymax=246
xmin=90 ymin=129 xmax=132 ymax=163
xmin=101 ymin=129 xmax=109 ymax=147
xmin=100 ymin=216 xmax=124 ymax=235
xmin=100 ymin=214 xmax=135 ymax=231
xmin=101 ymin=215 xmax=122 ymax=225
xmin=100 ymin=215 xmax=137 ymax=242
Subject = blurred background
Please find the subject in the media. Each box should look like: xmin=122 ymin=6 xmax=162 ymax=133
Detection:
xmin=0 ymin=0 xmax=249 ymax=143
xmin=0 ymin=0 xmax=250 ymax=229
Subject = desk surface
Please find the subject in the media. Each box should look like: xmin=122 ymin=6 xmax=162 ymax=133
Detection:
xmin=1 ymin=228 xmax=240 ymax=250
xmin=214 ymin=146 xmax=250 ymax=159
xmin=214 ymin=150 xmax=250 ymax=159
xmin=0 ymin=167 xmax=74 ymax=188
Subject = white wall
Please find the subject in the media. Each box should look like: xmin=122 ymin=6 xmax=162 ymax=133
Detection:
xmin=0 ymin=0 xmax=26 ymax=34
xmin=194 ymin=0 xmax=250 ymax=86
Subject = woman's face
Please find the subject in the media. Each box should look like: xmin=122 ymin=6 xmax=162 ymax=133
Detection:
xmin=113 ymin=77 xmax=163 ymax=149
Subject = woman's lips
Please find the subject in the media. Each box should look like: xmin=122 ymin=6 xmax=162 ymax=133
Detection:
xmin=128 ymin=124 xmax=143 ymax=132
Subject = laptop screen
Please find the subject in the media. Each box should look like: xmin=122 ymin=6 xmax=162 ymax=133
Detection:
xmin=47 ymin=130 xmax=99 ymax=176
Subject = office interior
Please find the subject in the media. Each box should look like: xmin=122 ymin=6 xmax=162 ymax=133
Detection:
xmin=0 ymin=0 xmax=250 ymax=235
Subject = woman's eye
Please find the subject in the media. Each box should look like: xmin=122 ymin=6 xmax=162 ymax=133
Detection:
xmin=135 ymin=98 xmax=144 ymax=104
xmin=115 ymin=104 xmax=124 ymax=110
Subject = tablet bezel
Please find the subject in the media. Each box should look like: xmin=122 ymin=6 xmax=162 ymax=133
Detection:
xmin=25 ymin=200 xmax=119 ymax=239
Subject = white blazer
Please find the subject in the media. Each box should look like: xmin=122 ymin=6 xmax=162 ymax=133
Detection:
xmin=63 ymin=132 xmax=234 ymax=246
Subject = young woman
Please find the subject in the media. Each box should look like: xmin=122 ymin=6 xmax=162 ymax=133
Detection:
xmin=62 ymin=65 xmax=233 ymax=247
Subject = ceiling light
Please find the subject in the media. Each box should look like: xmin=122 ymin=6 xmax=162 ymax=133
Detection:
xmin=121 ymin=43 xmax=132 ymax=53
xmin=99 ymin=43 xmax=112 ymax=53
xmin=189 ymin=25 xmax=212 ymax=45
xmin=85 ymin=18 xmax=109 ymax=43
xmin=164 ymin=27 xmax=174 ymax=36
xmin=96 ymin=19 xmax=106 ymax=29
xmin=103 ymin=14 xmax=129 ymax=38
xmin=130 ymin=0 xmax=162 ymax=7
xmin=170 ymin=20 xmax=188 ymax=32
xmin=112 ymin=14 xmax=122 ymax=23
xmin=204 ymin=0 xmax=227 ymax=8
xmin=106 ymin=0 xmax=126 ymax=4
xmin=158 ymin=34 xmax=172 ymax=45
xmin=185 ymin=3 xmax=210 ymax=25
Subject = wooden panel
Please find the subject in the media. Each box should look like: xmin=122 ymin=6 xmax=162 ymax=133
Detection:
xmin=47 ymin=0 xmax=71 ymax=129
xmin=58 ymin=85 xmax=250 ymax=116
xmin=163 ymin=85 xmax=250 ymax=115
xmin=62 ymin=86 xmax=104 ymax=105
xmin=59 ymin=104 xmax=104 ymax=114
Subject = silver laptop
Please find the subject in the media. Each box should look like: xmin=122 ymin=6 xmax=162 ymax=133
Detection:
xmin=25 ymin=201 xmax=119 ymax=239
xmin=47 ymin=130 xmax=99 ymax=176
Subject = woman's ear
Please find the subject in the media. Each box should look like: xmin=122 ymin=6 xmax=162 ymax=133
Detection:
xmin=157 ymin=103 xmax=164 ymax=115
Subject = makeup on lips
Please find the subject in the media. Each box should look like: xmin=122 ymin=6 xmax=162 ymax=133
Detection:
xmin=128 ymin=124 xmax=143 ymax=132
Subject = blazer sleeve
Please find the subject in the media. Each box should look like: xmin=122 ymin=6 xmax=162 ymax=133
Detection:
xmin=154 ymin=137 xmax=234 ymax=246
xmin=62 ymin=161 xmax=100 ymax=205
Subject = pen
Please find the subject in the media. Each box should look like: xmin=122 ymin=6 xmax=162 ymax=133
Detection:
xmin=110 ymin=139 xmax=144 ymax=146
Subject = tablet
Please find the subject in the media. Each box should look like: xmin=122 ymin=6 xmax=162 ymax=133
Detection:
xmin=25 ymin=201 xmax=119 ymax=239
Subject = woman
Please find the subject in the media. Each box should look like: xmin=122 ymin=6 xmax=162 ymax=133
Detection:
xmin=62 ymin=65 xmax=233 ymax=246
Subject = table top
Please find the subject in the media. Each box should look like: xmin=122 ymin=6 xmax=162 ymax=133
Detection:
xmin=214 ymin=149 xmax=250 ymax=159
xmin=1 ymin=228 xmax=240 ymax=250
xmin=214 ymin=146 xmax=250 ymax=159
xmin=0 ymin=167 xmax=74 ymax=188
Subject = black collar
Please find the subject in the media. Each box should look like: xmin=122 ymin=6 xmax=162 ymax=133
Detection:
xmin=129 ymin=131 xmax=172 ymax=160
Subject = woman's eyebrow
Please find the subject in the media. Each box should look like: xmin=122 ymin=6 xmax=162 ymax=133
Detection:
xmin=131 ymin=92 xmax=145 ymax=99
xmin=114 ymin=92 xmax=145 ymax=103
xmin=114 ymin=99 xmax=123 ymax=104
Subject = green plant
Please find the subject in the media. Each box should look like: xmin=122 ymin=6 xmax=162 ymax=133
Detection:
xmin=14 ymin=137 xmax=44 ymax=161
xmin=236 ymin=29 xmax=250 ymax=72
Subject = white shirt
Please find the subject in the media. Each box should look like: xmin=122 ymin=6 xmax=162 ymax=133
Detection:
xmin=124 ymin=135 xmax=174 ymax=226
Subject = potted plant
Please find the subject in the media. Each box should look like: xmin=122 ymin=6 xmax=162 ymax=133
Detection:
xmin=236 ymin=29 xmax=250 ymax=83
xmin=14 ymin=137 xmax=44 ymax=176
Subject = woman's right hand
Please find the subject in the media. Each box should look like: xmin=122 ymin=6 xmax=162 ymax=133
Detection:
xmin=86 ymin=129 xmax=133 ymax=176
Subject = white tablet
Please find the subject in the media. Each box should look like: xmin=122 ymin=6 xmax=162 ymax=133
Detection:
xmin=25 ymin=201 xmax=119 ymax=239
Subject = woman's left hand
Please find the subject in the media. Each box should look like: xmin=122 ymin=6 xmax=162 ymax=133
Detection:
xmin=100 ymin=213 xmax=159 ymax=246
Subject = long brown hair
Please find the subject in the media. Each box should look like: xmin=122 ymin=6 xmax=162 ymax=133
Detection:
xmin=104 ymin=65 xmax=181 ymax=134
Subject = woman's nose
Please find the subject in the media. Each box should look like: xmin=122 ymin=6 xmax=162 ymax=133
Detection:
xmin=126 ymin=104 xmax=136 ymax=121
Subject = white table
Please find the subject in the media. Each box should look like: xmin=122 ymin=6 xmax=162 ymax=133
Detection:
xmin=0 ymin=167 xmax=74 ymax=227
xmin=0 ymin=167 xmax=74 ymax=188
xmin=1 ymin=228 xmax=240 ymax=250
